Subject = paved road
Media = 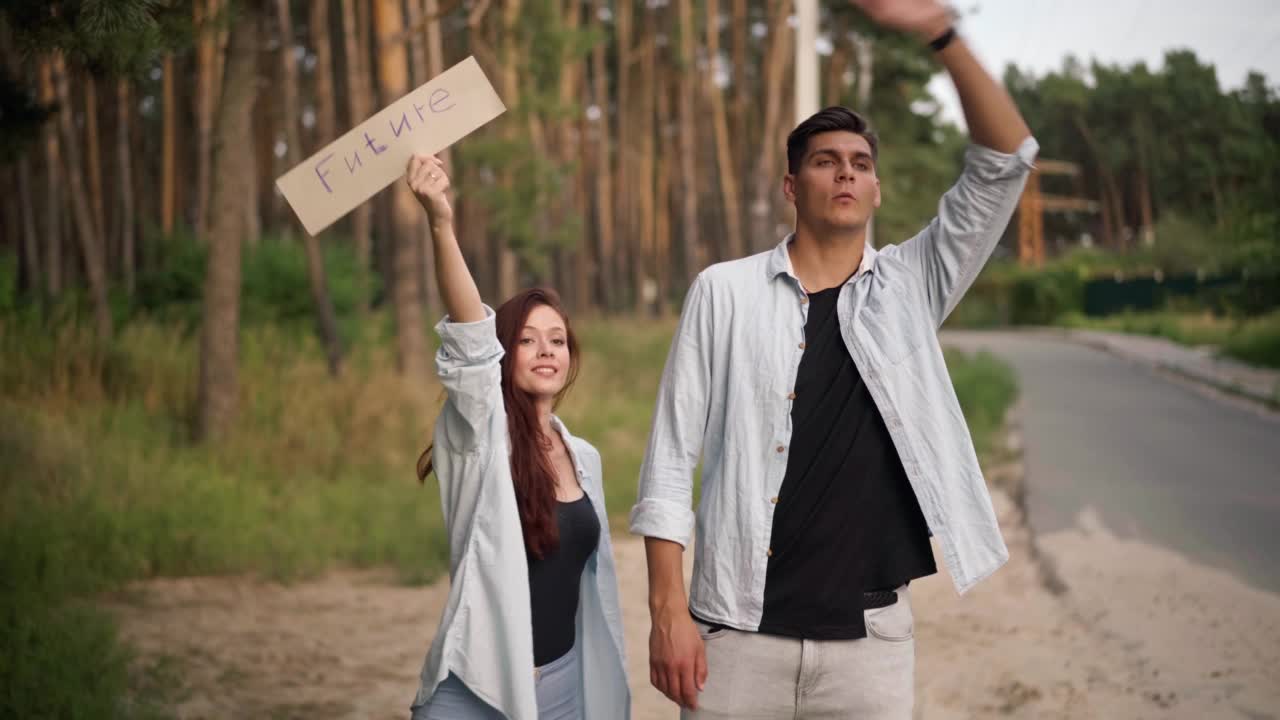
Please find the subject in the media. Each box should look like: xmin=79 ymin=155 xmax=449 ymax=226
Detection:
xmin=943 ymin=330 xmax=1280 ymax=594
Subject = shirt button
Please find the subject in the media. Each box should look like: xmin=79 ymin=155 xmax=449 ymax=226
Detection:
xmin=787 ymin=391 xmax=797 ymax=400
xmin=798 ymin=342 xmax=806 ymax=350
xmin=770 ymin=496 xmax=779 ymax=504
xmin=767 ymin=548 xmax=774 ymax=557
xmin=776 ymin=445 xmax=785 ymax=453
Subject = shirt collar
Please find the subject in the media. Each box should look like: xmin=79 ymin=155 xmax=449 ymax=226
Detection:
xmin=766 ymin=233 xmax=879 ymax=285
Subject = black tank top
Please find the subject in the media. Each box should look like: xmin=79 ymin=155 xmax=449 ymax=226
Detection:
xmin=527 ymin=493 xmax=600 ymax=666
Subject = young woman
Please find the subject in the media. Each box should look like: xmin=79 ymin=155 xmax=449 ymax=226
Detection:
xmin=404 ymin=154 xmax=630 ymax=720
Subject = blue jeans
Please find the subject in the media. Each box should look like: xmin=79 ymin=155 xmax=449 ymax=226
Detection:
xmin=411 ymin=648 xmax=582 ymax=720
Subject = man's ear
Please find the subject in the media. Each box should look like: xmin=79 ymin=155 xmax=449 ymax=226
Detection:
xmin=873 ymin=177 xmax=882 ymax=209
xmin=783 ymin=173 xmax=796 ymax=203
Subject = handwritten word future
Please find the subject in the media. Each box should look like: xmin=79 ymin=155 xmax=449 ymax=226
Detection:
xmin=313 ymin=88 xmax=456 ymax=194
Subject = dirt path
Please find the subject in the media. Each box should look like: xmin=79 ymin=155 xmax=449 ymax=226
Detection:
xmin=108 ymin=489 xmax=1280 ymax=719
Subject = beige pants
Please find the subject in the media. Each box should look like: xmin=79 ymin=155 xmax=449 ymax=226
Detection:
xmin=684 ymin=586 xmax=914 ymax=720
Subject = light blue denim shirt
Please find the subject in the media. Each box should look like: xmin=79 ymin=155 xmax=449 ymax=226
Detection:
xmin=630 ymin=137 xmax=1039 ymax=630
xmin=413 ymin=309 xmax=630 ymax=720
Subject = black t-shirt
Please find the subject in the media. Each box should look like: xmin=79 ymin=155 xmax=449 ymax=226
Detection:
xmin=528 ymin=493 xmax=600 ymax=666
xmin=755 ymin=283 xmax=937 ymax=640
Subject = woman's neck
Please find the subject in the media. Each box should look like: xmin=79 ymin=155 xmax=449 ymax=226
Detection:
xmin=535 ymin=399 xmax=556 ymax=438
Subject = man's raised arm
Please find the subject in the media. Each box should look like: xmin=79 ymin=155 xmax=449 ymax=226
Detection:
xmin=854 ymin=0 xmax=1037 ymax=324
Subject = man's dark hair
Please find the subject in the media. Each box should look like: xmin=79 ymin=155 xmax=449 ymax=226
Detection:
xmin=786 ymin=106 xmax=878 ymax=174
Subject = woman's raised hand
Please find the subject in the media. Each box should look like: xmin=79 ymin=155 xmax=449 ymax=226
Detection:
xmin=407 ymin=154 xmax=454 ymax=226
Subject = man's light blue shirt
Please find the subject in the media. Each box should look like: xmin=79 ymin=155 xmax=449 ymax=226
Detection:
xmin=630 ymin=137 xmax=1039 ymax=630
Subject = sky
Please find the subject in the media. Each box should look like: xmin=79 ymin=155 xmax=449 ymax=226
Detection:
xmin=927 ymin=0 xmax=1280 ymax=127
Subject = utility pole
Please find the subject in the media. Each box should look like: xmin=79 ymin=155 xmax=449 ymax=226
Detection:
xmin=795 ymin=0 xmax=819 ymax=124
xmin=852 ymin=29 xmax=874 ymax=247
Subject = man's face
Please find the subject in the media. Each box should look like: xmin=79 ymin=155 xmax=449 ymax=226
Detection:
xmin=784 ymin=130 xmax=881 ymax=233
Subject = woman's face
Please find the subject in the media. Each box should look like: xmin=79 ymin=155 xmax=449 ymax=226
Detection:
xmin=511 ymin=304 xmax=571 ymax=400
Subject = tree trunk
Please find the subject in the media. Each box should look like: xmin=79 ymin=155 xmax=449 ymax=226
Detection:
xmin=39 ymin=58 xmax=62 ymax=298
xmin=311 ymin=0 xmax=338 ymax=144
xmin=495 ymin=0 xmax=523 ymax=301
xmin=340 ymin=0 xmax=373 ymax=272
xmin=1098 ymin=182 xmax=1114 ymax=249
xmin=731 ymin=0 xmax=749 ymax=182
xmin=53 ymin=56 xmax=113 ymax=338
xmin=84 ymin=75 xmax=106 ymax=257
xmin=554 ymin=0 xmax=588 ymax=312
xmin=117 ymin=78 xmax=136 ymax=296
xmin=194 ymin=0 xmax=219 ymax=237
xmin=1208 ymin=164 xmax=1225 ymax=230
xmin=825 ymin=36 xmax=849 ymax=106
xmin=3 ymin=175 xmax=20 ymax=292
xmin=614 ymin=0 xmax=634 ymax=307
xmin=244 ymin=132 xmax=261 ymax=242
xmin=375 ymin=0 xmax=430 ymax=378
xmin=304 ymin=234 xmax=345 ymax=376
xmin=422 ymin=0 xmax=450 ymax=168
xmin=1071 ymin=113 xmax=1123 ymax=249
xmin=634 ymin=9 xmax=657 ymax=314
xmin=460 ymin=164 xmax=492 ymax=297
xmin=277 ymin=0 xmax=345 ymax=376
xmin=162 ymin=54 xmax=178 ymax=235
xmin=589 ymin=0 xmax=617 ymax=309
xmin=275 ymin=0 xmax=304 ymax=167
xmin=17 ymin=157 xmax=40 ymax=298
xmin=675 ymin=0 xmax=701 ymax=282
xmin=852 ymin=32 xmax=873 ymax=111
xmin=852 ymin=31 xmax=873 ymax=249
xmin=1137 ymin=168 xmax=1154 ymax=246
xmin=405 ymin=0 xmax=427 ymax=83
xmin=461 ymin=2 xmax=497 ymax=296
xmin=212 ymin=0 xmax=229 ymax=96
xmin=573 ymin=114 xmax=591 ymax=313
xmin=655 ymin=68 xmax=673 ymax=317
xmin=750 ymin=0 xmax=793 ymax=253
xmin=1109 ymin=182 xmax=1127 ymax=250
xmin=705 ymin=0 xmax=744 ymax=262
xmin=199 ymin=1 xmax=262 ymax=441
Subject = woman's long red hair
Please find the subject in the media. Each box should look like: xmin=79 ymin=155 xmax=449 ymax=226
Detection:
xmin=417 ymin=288 xmax=581 ymax=559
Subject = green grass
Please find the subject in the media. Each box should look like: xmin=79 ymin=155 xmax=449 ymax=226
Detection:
xmin=558 ymin=317 xmax=681 ymax=527
xmin=0 ymin=594 xmax=179 ymax=720
xmin=1060 ymin=309 xmax=1280 ymax=369
xmin=1 ymin=313 xmax=1019 ymax=716
xmin=944 ymin=348 xmax=1020 ymax=459
xmin=1221 ymin=312 xmax=1280 ymax=369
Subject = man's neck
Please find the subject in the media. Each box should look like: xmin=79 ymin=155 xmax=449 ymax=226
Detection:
xmin=788 ymin=224 xmax=867 ymax=292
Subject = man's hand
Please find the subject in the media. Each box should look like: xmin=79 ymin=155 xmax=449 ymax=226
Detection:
xmin=649 ymin=605 xmax=707 ymax=710
xmin=850 ymin=0 xmax=952 ymax=40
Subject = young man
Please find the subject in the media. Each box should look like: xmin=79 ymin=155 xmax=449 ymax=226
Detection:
xmin=629 ymin=1 xmax=1037 ymax=718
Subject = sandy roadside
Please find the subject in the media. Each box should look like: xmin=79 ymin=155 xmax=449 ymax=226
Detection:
xmin=106 ymin=464 xmax=1280 ymax=718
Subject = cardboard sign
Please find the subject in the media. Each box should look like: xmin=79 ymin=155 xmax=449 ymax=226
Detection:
xmin=276 ymin=56 xmax=506 ymax=236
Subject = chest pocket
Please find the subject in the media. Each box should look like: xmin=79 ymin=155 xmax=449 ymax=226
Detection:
xmin=857 ymin=275 xmax=931 ymax=365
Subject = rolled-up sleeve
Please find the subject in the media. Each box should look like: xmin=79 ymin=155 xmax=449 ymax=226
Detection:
xmin=434 ymin=305 xmax=504 ymax=451
xmin=892 ymin=136 xmax=1039 ymax=326
xmin=629 ymin=275 xmax=712 ymax=548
